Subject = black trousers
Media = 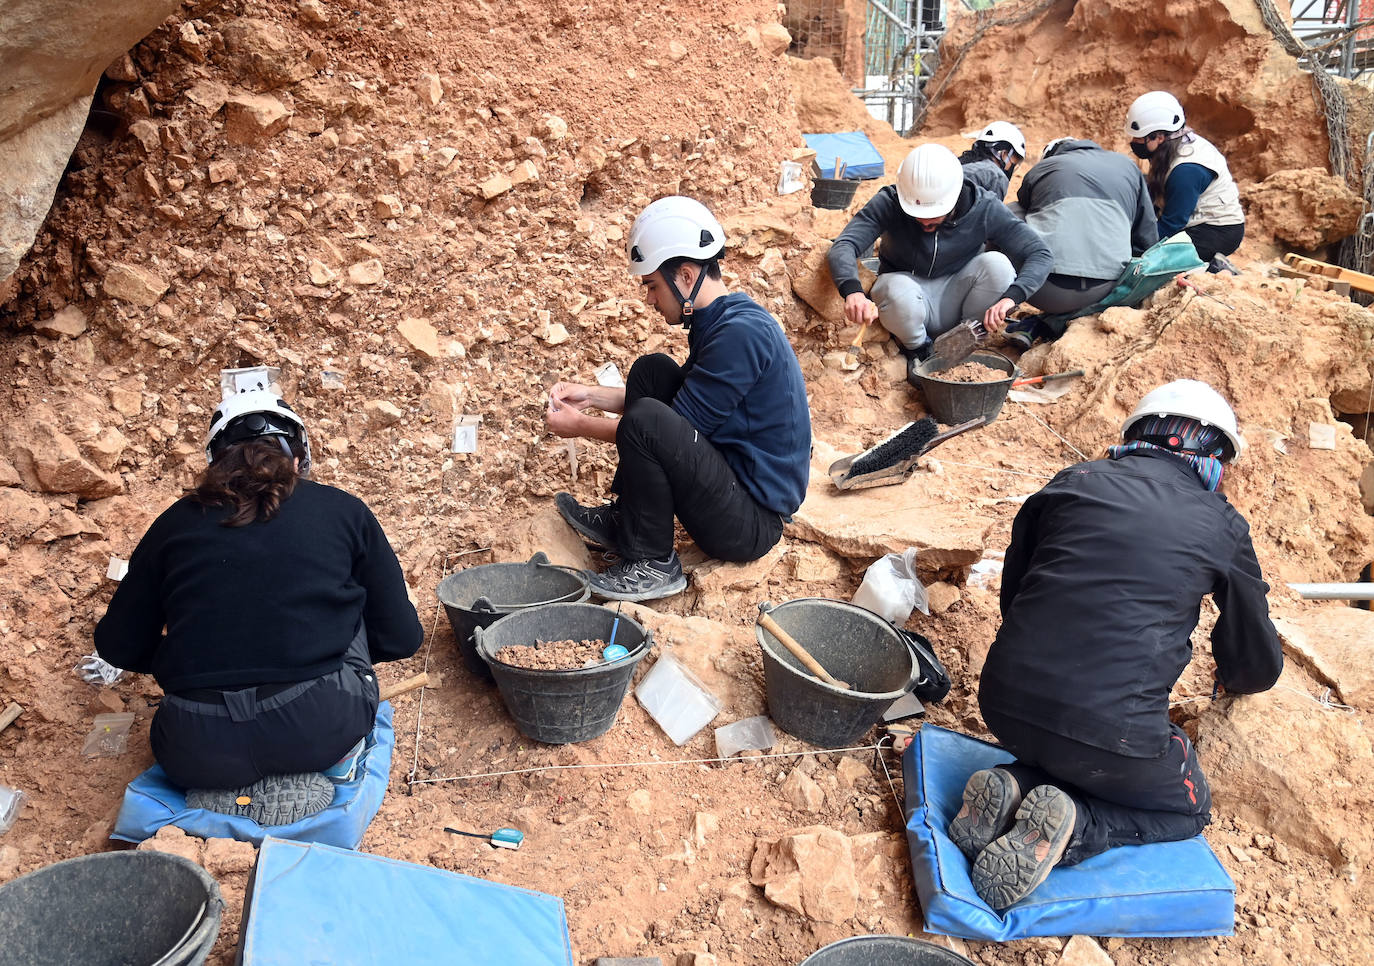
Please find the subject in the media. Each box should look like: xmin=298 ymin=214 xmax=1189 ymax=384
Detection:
xmin=1186 ymin=222 xmax=1244 ymax=263
xmin=983 ymin=706 xmax=1211 ymax=866
xmin=610 ymin=353 xmax=784 ymax=562
xmin=151 ymin=626 xmax=379 ymax=790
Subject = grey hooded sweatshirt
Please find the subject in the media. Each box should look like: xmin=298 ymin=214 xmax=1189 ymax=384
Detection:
xmin=828 ymin=180 xmax=1053 ymax=306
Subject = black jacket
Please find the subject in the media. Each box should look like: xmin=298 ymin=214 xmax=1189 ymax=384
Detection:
xmin=95 ymin=480 xmax=422 ymax=691
xmin=979 ymin=449 xmax=1282 ymax=757
xmin=827 ymin=181 xmax=1053 ymax=306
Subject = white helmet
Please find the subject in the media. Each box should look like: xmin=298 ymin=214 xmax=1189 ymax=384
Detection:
xmin=1121 ymin=379 xmax=1243 ymax=461
xmin=1124 ymin=91 xmax=1186 ymax=138
xmin=969 ymin=121 xmax=1027 ymax=160
xmin=205 ymin=388 xmax=312 ymax=476
xmin=1041 ymin=137 xmax=1076 ymax=160
xmin=626 ymin=196 xmax=725 ymax=278
xmin=896 ymin=144 xmax=965 ymax=219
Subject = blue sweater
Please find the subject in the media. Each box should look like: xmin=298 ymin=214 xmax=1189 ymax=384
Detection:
xmin=672 ymin=293 xmax=812 ymax=516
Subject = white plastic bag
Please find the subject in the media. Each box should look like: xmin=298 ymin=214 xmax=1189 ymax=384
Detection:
xmin=851 ymin=547 xmax=929 ymax=625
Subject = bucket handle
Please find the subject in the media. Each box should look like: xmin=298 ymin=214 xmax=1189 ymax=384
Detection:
xmin=463 ymin=555 xmax=590 ymax=612
xmin=473 ymin=620 xmax=654 ymax=664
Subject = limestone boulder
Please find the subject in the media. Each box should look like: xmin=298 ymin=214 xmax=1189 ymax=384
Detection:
xmin=486 ymin=505 xmax=594 ymax=572
xmin=0 ymin=488 xmax=50 ymax=545
xmin=6 ymin=420 xmax=123 ymax=497
xmin=750 ymin=825 xmax=858 ymax=923
xmin=1274 ymin=608 xmax=1374 ymax=711
xmin=1242 ymin=168 xmax=1363 ymax=252
xmin=790 ymin=245 xmax=875 ymax=324
xmin=1 ymin=0 xmax=182 ymax=280
xmin=1199 ymin=673 xmax=1374 ymax=872
xmin=224 ymin=92 xmax=292 ymax=145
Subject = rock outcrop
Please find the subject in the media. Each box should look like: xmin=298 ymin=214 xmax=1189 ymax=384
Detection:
xmin=1 ymin=0 xmax=182 ymax=281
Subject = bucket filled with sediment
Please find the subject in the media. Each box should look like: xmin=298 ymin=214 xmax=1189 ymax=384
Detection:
xmin=474 ymin=602 xmax=653 ymax=744
xmin=436 ymin=552 xmax=590 ymax=679
xmin=913 ymin=351 xmax=1019 ymax=426
xmin=0 ymin=851 xmax=223 ymax=966
xmin=755 ymin=598 xmax=918 ymax=748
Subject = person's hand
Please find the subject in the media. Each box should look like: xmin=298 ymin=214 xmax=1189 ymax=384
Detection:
xmin=982 ymin=297 xmax=1016 ymax=333
xmin=844 ymin=292 xmax=879 ymax=326
xmin=548 ymin=381 xmax=593 ymax=412
xmin=546 ymin=395 xmax=583 ymax=438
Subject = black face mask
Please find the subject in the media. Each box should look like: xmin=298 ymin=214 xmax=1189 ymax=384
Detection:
xmin=1130 ymin=141 xmax=1154 ymax=160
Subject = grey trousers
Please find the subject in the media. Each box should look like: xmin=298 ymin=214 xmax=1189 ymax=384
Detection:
xmin=870 ymin=252 xmax=1015 ymax=350
xmin=1027 ymin=276 xmax=1116 ymax=315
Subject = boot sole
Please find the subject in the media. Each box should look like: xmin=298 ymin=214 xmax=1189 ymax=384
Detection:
xmin=554 ymin=492 xmax=617 ymax=552
xmin=586 ymin=574 xmax=687 ymax=603
xmin=972 ymin=785 xmax=1075 ymax=911
xmin=948 ymin=768 xmax=1022 ymax=862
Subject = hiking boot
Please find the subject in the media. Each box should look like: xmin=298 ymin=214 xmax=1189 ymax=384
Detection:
xmin=896 ymin=339 xmax=932 ymax=386
xmin=972 ymin=784 xmax=1077 ymax=911
xmin=948 ymin=768 xmax=1023 ymax=862
xmin=1208 ymin=254 xmax=1241 ymax=276
xmin=585 ymin=552 xmax=687 ymax=602
xmin=555 ymin=492 xmax=620 ymax=551
xmin=1002 ymin=318 xmax=1042 ymax=352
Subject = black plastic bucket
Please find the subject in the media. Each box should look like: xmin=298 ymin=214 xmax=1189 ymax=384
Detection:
xmin=812 ymin=177 xmax=860 ymax=210
xmin=800 ymin=935 xmax=976 ymax=965
xmin=913 ymin=350 xmax=1019 ymax=426
xmin=0 ymin=851 xmax=223 ymax=966
xmin=436 ymin=552 xmax=590 ymax=679
xmin=755 ymin=598 xmax=917 ymax=748
xmin=474 ymin=602 xmax=653 ymax=744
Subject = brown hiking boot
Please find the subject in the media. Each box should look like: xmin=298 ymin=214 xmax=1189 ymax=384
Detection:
xmin=948 ymin=768 xmax=1022 ymax=862
xmin=972 ymin=784 xmax=1076 ymax=911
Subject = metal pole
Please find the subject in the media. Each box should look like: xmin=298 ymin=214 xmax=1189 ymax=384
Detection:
xmin=1287 ymin=582 xmax=1374 ymax=600
xmin=1345 ymin=0 xmax=1359 ymax=77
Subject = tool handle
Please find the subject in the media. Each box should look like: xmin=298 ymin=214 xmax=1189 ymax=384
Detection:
xmin=380 ymin=671 xmax=437 ymax=701
xmin=0 ymin=702 xmax=21 ymax=734
xmin=757 ymin=610 xmax=850 ymax=690
xmin=1010 ymin=369 xmax=1084 ymax=389
xmin=848 ymin=319 xmax=872 ymax=349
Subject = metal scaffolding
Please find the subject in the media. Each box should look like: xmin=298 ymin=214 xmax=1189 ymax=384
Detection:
xmin=1291 ymin=0 xmax=1374 ymax=79
xmin=854 ymin=0 xmax=946 ymax=134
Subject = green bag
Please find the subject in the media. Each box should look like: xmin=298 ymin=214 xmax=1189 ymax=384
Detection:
xmin=1031 ymin=233 xmax=1206 ymax=334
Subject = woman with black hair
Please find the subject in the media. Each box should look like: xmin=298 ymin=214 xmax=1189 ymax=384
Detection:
xmin=95 ymin=389 xmax=421 ymax=792
xmin=1124 ymin=91 xmax=1245 ymax=273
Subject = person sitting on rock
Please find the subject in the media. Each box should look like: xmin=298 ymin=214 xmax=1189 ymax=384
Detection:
xmin=958 ymin=121 xmax=1027 ymax=200
xmin=1000 ymin=137 xmax=1159 ymax=350
xmin=95 ymin=389 xmax=421 ymax=792
xmin=828 ymin=143 xmax=1053 ymax=385
xmin=1124 ymin=90 xmax=1245 ymax=274
xmin=547 ymin=196 xmax=811 ymax=603
xmin=950 ymin=379 xmax=1281 ymax=912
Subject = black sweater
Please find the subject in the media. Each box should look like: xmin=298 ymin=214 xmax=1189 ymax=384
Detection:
xmin=979 ymin=449 xmax=1282 ymax=758
xmin=95 ymin=480 xmax=422 ymax=691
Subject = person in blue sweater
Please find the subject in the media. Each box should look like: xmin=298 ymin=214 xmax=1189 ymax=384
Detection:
xmin=547 ymin=196 xmax=812 ymax=603
xmin=95 ymin=389 xmax=422 ymax=791
xmin=1124 ymin=91 xmax=1245 ymax=274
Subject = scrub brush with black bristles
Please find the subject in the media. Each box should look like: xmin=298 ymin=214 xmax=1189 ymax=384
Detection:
xmin=847 ymin=418 xmax=940 ymax=479
xmin=828 ymin=416 xmax=986 ymax=490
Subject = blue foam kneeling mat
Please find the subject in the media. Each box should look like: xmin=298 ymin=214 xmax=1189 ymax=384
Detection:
xmin=111 ymin=702 xmax=394 ymax=850
xmin=239 ymin=837 xmax=574 ymax=965
xmin=903 ymin=725 xmax=1235 ymax=940
xmin=802 ymin=131 xmax=885 ymax=180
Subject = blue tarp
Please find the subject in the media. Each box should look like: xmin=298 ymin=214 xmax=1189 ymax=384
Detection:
xmin=802 ymin=131 xmax=885 ymax=180
xmin=111 ymin=702 xmax=394 ymax=850
xmin=903 ymin=725 xmax=1235 ymax=940
xmin=240 ymin=838 xmax=574 ymax=965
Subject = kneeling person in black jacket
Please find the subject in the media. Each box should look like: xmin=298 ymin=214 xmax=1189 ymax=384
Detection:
xmin=952 ymin=380 xmax=1281 ymax=911
xmin=95 ymin=389 xmax=422 ymax=791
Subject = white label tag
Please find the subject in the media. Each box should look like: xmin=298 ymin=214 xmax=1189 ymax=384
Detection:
xmin=451 ymin=415 xmax=482 ymax=453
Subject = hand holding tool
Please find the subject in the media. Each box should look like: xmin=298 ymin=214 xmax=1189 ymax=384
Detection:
xmin=757 ymin=605 xmax=850 ymax=690
xmin=1175 ymin=275 xmax=1235 ymax=310
xmin=929 ymin=318 xmax=988 ymax=367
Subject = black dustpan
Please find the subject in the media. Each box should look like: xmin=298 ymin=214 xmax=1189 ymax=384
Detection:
xmin=828 ymin=417 xmax=984 ymax=490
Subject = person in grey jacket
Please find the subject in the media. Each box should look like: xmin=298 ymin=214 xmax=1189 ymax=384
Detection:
xmin=957 ymin=121 xmax=1027 ymax=200
xmin=1002 ymin=138 xmax=1159 ymax=348
xmin=828 ymin=143 xmax=1053 ymax=384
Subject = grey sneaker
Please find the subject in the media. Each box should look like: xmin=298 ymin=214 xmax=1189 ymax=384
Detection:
xmin=948 ymin=768 xmax=1023 ymax=862
xmin=585 ymin=553 xmax=687 ymax=602
xmin=1208 ymin=254 xmax=1241 ymax=276
xmin=555 ymin=492 xmax=619 ymax=551
xmin=972 ymin=784 xmax=1077 ymax=911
